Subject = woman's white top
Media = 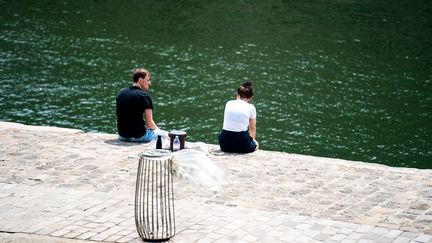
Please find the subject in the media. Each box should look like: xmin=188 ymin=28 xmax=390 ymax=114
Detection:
xmin=222 ymin=99 xmax=256 ymax=132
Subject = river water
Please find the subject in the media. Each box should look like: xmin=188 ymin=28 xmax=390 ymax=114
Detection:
xmin=1 ymin=0 xmax=431 ymax=168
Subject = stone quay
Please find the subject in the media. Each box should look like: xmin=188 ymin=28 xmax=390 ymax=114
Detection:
xmin=0 ymin=121 xmax=431 ymax=242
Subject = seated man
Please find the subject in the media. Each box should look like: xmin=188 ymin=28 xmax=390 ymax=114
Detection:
xmin=116 ymin=68 xmax=165 ymax=142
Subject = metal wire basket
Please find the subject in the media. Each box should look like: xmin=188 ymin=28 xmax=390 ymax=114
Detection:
xmin=135 ymin=149 xmax=175 ymax=241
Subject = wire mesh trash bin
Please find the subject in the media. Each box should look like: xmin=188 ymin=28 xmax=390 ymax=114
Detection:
xmin=135 ymin=149 xmax=175 ymax=241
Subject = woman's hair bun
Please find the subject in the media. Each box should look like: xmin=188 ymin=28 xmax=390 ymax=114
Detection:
xmin=243 ymin=81 xmax=252 ymax=87
xmin=238 ymin=80 xmax=254 ymax=99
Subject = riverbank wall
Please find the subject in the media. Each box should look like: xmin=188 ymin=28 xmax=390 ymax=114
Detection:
xmin=0 ymin=121 xmax=431 ymax=242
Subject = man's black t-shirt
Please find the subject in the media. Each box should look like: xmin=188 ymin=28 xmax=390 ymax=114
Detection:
xmin=116 ymin=86 xmax=153 ymax=138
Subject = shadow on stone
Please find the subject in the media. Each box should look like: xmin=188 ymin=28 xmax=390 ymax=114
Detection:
xmin=210 ymin=149 xmax=256 ymax=157
xmin=104 ymin=139 xmax=146 ymax=147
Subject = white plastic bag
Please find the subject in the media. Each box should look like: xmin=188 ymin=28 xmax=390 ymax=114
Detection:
xmin=171 ymin=149 xmax=225 ymax=192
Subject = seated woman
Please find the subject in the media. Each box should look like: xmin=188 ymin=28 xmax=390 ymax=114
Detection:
xmin=218 ymin=81 xmax=259 ymax=153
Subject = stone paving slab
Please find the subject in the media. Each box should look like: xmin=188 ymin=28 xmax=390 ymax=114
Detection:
xmin=1 ymin=121 xmax=432 ymax=242
xmin=1 ymin=183 xmax=432 ymax=243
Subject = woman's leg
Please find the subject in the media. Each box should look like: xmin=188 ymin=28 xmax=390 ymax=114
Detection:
xmin=219 ymin=130 xmax=257 ymax=153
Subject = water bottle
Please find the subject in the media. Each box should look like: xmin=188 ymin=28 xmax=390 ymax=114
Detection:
xmin=156 ymin=135 xmax=162 ymax=149
xmin=173 ymin=135 xmax=180 ymax=151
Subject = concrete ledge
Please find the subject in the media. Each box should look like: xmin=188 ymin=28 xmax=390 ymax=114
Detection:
xmin=0 ymin=121 xmax=431 ymax=242
xmin=0 ymin=121 xmax=84 ymax=134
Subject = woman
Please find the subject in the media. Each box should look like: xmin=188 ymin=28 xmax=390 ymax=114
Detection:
xmin=218 ymin=81 xmax=259 ymax=153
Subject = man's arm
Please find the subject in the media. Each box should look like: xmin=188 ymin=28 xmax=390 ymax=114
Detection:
xmin=144 ymin=109 xmax=158 ymax=130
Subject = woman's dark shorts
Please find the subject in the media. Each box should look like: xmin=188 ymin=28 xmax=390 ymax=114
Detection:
xmin=218 ymin=129 xmax=257 ymax=153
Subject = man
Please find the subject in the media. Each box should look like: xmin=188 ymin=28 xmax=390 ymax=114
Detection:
xmin=116 ymin=68 xmax=164 ymax=142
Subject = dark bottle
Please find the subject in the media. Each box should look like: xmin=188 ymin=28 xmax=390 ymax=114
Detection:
xmin=156 ymin=135 xmax=162 ymax=149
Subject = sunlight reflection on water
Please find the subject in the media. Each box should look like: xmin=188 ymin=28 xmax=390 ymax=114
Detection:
xmin=1 ymin=0 xmax=430 ymax=168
